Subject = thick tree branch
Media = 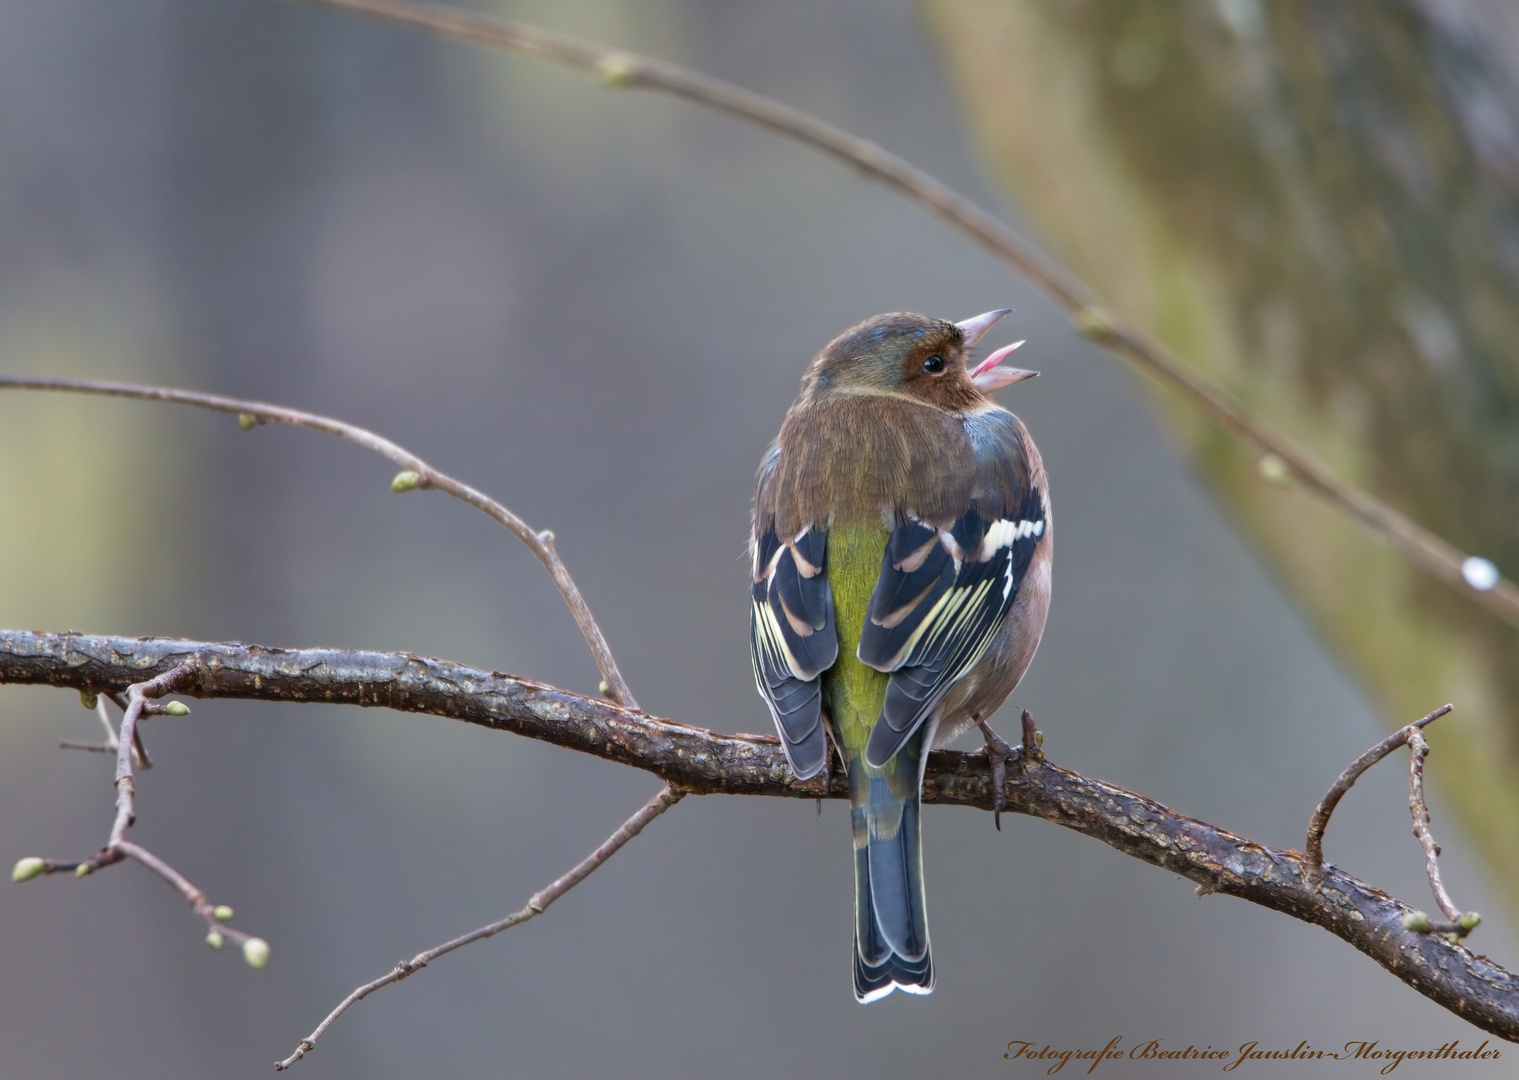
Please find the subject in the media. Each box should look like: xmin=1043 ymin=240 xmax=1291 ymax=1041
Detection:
xmin=5 ymin=629 xmax=1517 ymax=1040
xmin=284 ymin=0 xmax=1519 ymax=630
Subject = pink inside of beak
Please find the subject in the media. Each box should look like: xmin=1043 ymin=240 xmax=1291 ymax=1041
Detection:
xmin=970 ymin=339 xmax=1026 ymax=378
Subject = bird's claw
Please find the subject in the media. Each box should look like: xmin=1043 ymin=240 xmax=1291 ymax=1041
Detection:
xmin=973 ymin=717 xmax=1018 ymax=830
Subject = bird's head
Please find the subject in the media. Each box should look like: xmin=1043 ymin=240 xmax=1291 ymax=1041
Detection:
xmin=798 ymin=309 xmax=1035 ymax=410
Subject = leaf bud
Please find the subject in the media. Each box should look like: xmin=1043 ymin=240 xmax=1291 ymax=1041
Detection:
xmin=243 ymin=937 xmax=271 ymax=969
xmin=1256 ymin=454 xmax=1292 ymax=487
xmin=391 ymin=470 xmax=420 ymax=493
xmin=596 ymin=53 xmax=638 ymax=87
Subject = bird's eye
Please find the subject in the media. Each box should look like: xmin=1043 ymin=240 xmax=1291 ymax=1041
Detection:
xmin=922 ymin=354 xmax=946 ymax=374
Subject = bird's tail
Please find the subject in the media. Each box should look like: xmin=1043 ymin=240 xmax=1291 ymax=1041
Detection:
xmin=850 ymin=733 xmax=933 ymax=1002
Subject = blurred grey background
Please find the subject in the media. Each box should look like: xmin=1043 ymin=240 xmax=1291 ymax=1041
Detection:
xmin=0 ymin=0 xmax=1512 ymax=1077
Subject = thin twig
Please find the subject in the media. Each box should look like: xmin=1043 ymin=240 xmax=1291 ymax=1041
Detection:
xmin=79 ymin=692 xmax=149 ymax=768
xmin=0 ymin=376 xmax=636 ymax=709
xmin=107 ymin=682 xmax=154 ymax=769
xmin=1407 ymin=728 xmax=1465 ymax=925
xmin=1302 ymin=703 xmax=1479 ymax=936
xmin=130 ymin=711 xmax=152 ymax=769
xmin=1019 ymin=707 xmax=1040 ymax=760
xmin=1305 ymin=704 xmax=1452 ymax=874
xmin=274 ymin=784 xmax=684 ymax=1070
xmin=93 ymin=694 xmax=118 ymax=748
xmin=22 ymin=663 xmax=272 ymax=960
xmin=58 ymin=740 xmax=117 ymax=754
xmin=108 ymin=667 xmax=191 ymax=847
xmin=283 ymin=0 xmax=1519 ymax=631
xmin=8 ymin=631 xmax=1519 ymax=1040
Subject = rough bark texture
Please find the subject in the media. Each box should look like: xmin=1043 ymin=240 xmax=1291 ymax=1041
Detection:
xmin=4 ymin=628 xmax=1518 ymax=1039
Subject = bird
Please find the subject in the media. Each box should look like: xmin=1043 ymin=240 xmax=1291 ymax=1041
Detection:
xmin=749 ymin=308 xmax=1051 ymax=1002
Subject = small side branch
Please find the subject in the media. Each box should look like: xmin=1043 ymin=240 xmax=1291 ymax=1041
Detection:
xmin=1407 ymin=727 xmax=1477 ymax=935
xmin=1306 ymin=704 xmax=1479 ymax=939
xmin=275 ymin=784 xmax=684 ymax=1070
xmin=12 ymin=663 xmax=272 ymax=966
xmin=60 ymin=692 xmax=151 ymax=766
xmin=1305 ymin=704 xmax=1452 ymax=872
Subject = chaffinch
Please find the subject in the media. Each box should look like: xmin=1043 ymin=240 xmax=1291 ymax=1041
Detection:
xmin=749 ymin=309 xmax=1051 ymax=1001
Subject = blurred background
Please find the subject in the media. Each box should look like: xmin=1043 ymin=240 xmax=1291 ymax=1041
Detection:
xmin=1 ymin=0 xmax=1516 ymax=1076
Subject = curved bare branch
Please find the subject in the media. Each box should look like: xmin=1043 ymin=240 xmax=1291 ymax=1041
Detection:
xmin=0 ymin=376 xmax=636 ymax=709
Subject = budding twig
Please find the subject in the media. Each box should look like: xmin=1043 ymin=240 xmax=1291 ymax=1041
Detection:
xmin=1305 ymin=704 xmax=1479 ymax=938
xmin=59 ymin=692 xmax=151 ymax=766
xmin=1406 ymin=727 xmax=1471 ymax=930
xmin=13 ymin=663 xmax=272 ymax=966
xmin=274 ymin=784 xmax=684 ymax=1070
xmin=0 ymin=376 xmax=636 ymax=710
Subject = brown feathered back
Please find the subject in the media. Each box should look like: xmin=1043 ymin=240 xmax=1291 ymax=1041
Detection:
xmin=764 ymin=395 xmax=976 ymax=537
xmin=758 ymin=312 xmax=1002 ymax=536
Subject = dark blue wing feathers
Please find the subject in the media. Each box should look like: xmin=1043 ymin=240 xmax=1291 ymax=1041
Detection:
xmin=855 ymin=538 xmax=956 ymax=666
xmin=750 ymin=516 xmax=837 ymax=779
xmin=860 ymin=413 xmax=1045 ymax=768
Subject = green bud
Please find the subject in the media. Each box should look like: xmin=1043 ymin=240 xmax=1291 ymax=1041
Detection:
xmin=205 ymin=929 xmax=226 ymax=950
xmin=596 ymin=52 xmax=638 ymax=87
xmin=75 ymin=863 xmax=92 ymax=878
xmin=237 ymin=413 xmax=257 ymax=430
xmin=79 ymin=689 xmax=99 ymax=710
xmin=598 ymin=680 xmax=611 ymax=698
xmin=1257 ymin=454 xmax=1292 ymax=487
xmin=390 ymin=470 xmax=420 ymax=493
xmin=243 ymin=937 xmax=271 ymax=969
xmin=213 ymin=904 xmax=235 ymax=922
xmin=1035 ymin=731 xmax=1045 ymax=748
xmin=164 ymin=701 xmax=190 ymax=717
xmin=1072 ymin=306 xmax=1115 ymax=340
xmin=1460 ymin=912 xmax=1482 ymax=932
xmin=1403 ymin=910 xmax=1432 ymax=932
xmin=11 ymin=857 xmax=45 ymax=883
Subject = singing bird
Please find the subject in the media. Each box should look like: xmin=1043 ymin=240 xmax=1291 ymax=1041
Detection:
xmin=749 ymin=309 xmax=1051 ymax=1001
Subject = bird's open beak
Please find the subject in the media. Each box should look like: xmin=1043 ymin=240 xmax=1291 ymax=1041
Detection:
xmin=969 ymin=339 xmax=1037 ymax=393
xmin=955 ymin=308 xmax=1013 ymax=347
